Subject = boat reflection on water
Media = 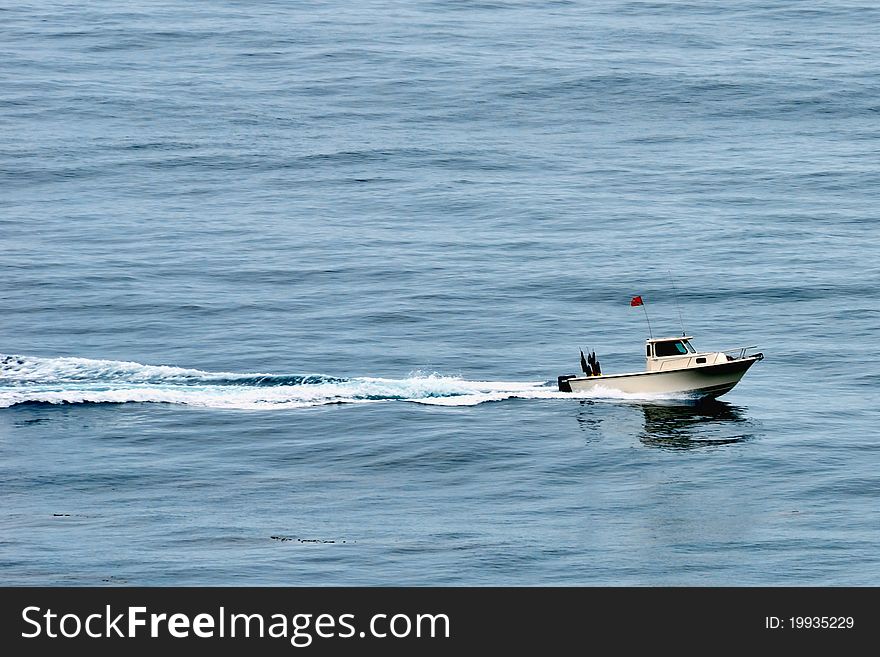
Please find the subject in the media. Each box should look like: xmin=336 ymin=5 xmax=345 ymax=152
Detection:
xmin=576 ymin=399 xmax=756 ymax=450
xmin=638 ymin=400 xmax=754 ymax=450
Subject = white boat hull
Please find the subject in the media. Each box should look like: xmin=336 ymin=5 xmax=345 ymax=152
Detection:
xmin=558 ymin=356 xmax=762 ymax=399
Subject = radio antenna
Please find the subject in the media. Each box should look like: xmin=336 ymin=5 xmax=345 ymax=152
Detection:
xmin=669 ymin=270 xmax=686 ymax=336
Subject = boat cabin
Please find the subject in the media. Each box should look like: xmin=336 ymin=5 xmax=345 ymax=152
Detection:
xmin=645 ymin=336 xmax=728 ymax=372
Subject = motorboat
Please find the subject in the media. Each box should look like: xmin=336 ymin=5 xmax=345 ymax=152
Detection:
xmin=558 ymin=335 xmax=763 ymax=400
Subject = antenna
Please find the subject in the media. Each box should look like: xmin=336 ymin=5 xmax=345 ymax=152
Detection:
xmin=669 ymin=270 xmax=686 ymax=336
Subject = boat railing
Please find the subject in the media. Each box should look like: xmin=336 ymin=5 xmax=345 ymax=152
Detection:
xmin=721 ymin=346 xmax=759 ymax=360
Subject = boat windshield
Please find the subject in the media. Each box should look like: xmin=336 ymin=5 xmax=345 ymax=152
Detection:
xmin=684 ymin=341 xmax=696 ymax=353
xmin=654 ymin=340 xmax=689 ymax=357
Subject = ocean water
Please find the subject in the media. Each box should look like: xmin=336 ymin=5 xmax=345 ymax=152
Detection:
xmin=2 ymin=0 xmax=879 ymax=585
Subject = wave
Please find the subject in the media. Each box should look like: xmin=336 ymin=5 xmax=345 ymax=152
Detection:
xmin=0 ymin=354 xmax=683 ymax=410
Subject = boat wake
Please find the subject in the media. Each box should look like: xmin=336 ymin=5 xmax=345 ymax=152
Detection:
xmin=0 ymin=354 xmax=688 ymax=410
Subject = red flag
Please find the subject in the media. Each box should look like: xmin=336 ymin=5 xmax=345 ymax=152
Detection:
xmin=630 ymin=295 xmax=643 ymax=307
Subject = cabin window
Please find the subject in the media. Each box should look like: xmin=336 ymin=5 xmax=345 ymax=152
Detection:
xmin=654 ymin=341 xmax=689 ymax=357
xmin=696 ymin=357 xmax=706 ymax=364
xmin=684 ymin=341 xmax=696 ymax=353
xmin=646 ymin=345 xmax=652 ymax=357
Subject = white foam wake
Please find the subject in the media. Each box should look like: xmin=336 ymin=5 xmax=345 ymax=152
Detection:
xmin=0 ymin=354 xmax=680 ymax=410
xmin=0 ymin=354 xmax=241 ymax=384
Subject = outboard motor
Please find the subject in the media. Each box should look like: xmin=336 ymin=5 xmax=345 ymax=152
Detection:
xmin=558 ymin=374 xmax=577 ymax=392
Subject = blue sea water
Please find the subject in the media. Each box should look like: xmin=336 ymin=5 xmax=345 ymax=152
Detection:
xmin=1 ymin=0 xmax=879 ymax=585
